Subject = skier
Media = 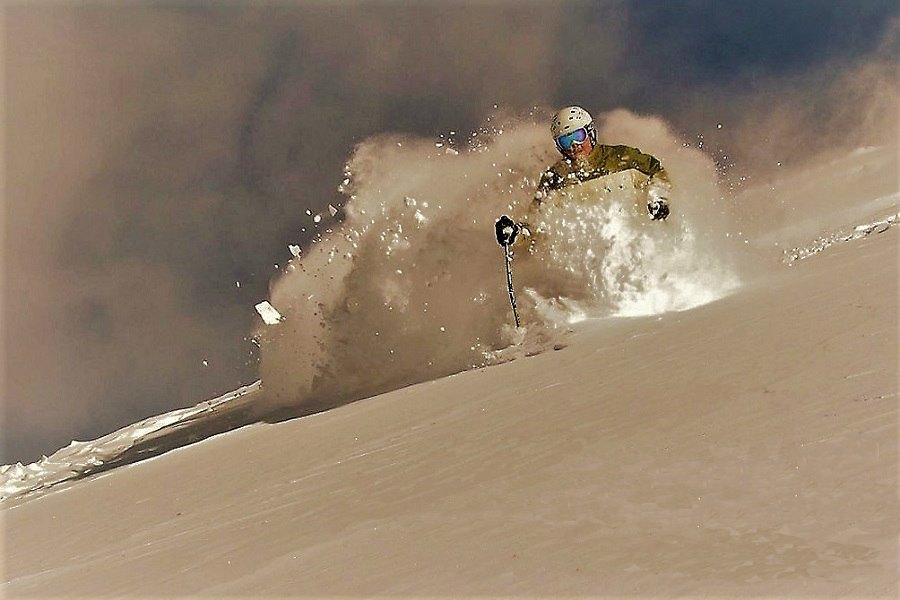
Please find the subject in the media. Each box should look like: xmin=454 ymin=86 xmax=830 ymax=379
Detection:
xmin=495 ymin=106 xmax=671 ymax=248
xmin=534 ymin=105 xmax=671 ymax=220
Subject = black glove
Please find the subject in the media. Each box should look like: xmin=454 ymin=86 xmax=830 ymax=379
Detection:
xmin=648 ymin=199 xmax=669 ymax=221
xmin=495 ymin=215 xmax=520 ymax=246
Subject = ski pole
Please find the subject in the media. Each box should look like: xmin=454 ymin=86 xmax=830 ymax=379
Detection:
xmin=495 ymin=215 xmax=521 ymax=328
xmin=503 ymin=242 xmax=520 ymax=328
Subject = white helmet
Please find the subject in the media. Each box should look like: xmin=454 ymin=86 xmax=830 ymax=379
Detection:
xmin=551 ymin=106 xmax=593 ymax=138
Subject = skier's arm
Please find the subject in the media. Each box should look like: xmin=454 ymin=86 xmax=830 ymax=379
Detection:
xmin=615 ymin=145 xmax=670 ymax=187
xmin=616 ymin=145 xmax=672 ymax=220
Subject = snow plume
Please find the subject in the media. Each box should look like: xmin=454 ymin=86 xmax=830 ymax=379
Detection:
xmin=519 ymin=109 xmax=741 ymax=318
xmin=256 ymin=111 xmax=739 ymax=415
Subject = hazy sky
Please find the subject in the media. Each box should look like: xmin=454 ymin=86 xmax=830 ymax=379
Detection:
xmin=3 ymin=1 xmax=898 ymax=464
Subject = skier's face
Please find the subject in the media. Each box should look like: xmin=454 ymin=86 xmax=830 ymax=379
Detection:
xmin=564 ymin=136 xmax=593 ymax=160
xmin=556 ymin=126 xmax=593 ymax=160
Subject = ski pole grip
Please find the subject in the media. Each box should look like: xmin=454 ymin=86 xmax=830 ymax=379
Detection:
xmin=495 ymin=215 xmax=519 ymax=246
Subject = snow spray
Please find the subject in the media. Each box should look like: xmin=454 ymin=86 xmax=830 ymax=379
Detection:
xmin=255 ymin=111 xmax=739 ymax=415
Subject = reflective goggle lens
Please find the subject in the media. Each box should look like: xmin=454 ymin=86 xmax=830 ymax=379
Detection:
xmin=556 ymin=127 xmax=588 ymax=150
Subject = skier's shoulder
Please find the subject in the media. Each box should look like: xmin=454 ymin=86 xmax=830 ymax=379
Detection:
xmin=597 ymin=143 xmax=665 ymax=177
xmin=600 ymin=143 xmax=646 ymax=159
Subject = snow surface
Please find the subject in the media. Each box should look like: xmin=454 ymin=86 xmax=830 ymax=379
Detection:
xmin=2 ymin=116 xmax=897 ymax=595
xmin=4 ymin=218 xmax=897 ymax=595
xmin=4 ymin=203 xmax=896 ymax=507
xmin=3 ymin=115 xmax=896 ymax=509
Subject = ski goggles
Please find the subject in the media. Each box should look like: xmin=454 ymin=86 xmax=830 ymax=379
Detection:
xmin=555 ymin=127 xmax=589 ymax=151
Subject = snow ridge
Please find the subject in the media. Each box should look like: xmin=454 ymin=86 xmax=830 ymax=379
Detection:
xmin=783 ymin=209 xmax=900 ymax=265
xmin=0 ymin=382 xmax=261 ymax=505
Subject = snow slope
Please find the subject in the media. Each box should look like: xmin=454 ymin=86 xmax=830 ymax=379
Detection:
xmin=3 ymin=214 xmax=896 ymax=596
xmin=2 ymin=122 xmax=897 ymax=595
xmin=3 ymin=111 xmax=739 ymax=505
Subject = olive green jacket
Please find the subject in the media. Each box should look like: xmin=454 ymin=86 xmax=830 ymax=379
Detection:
xmin=534 ymin=144 xmax=669 ymax=204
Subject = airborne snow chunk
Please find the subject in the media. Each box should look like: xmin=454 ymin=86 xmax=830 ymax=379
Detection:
xmin=255 ymin=301 xmax=284 ymax=325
